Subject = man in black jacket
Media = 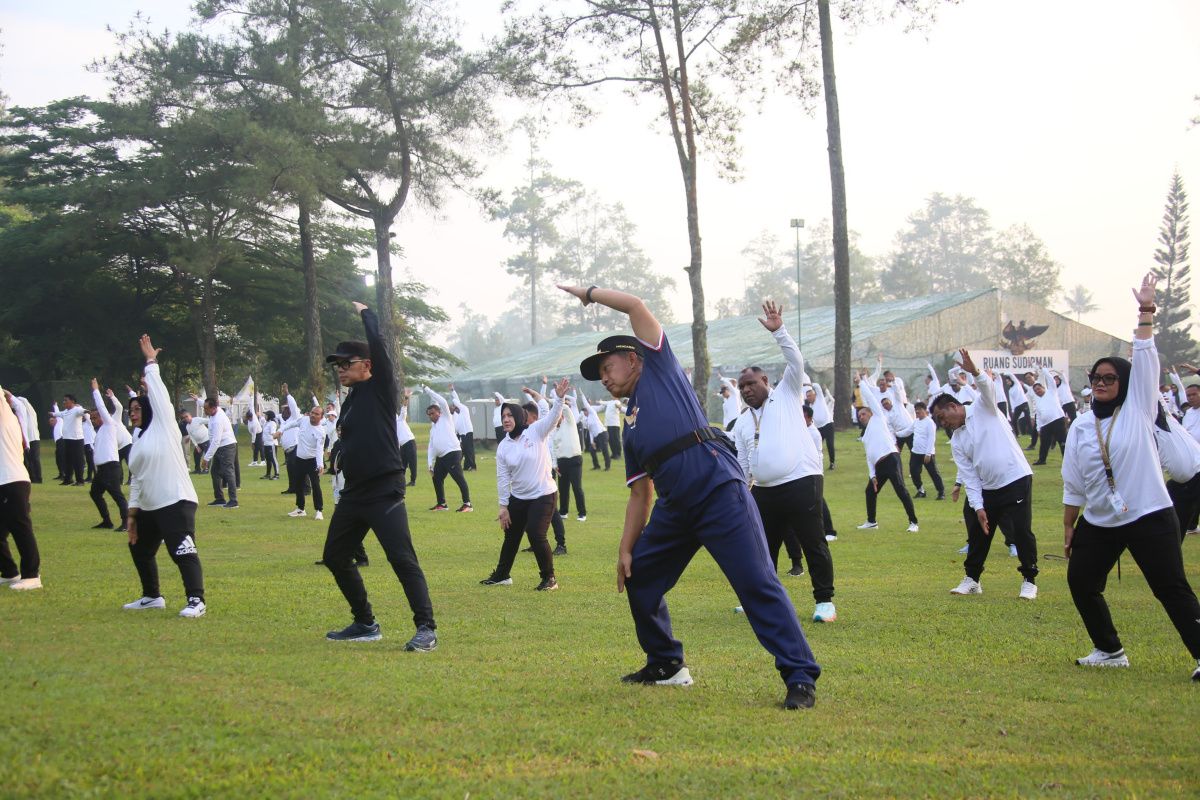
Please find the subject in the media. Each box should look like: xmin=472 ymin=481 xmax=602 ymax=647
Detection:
xmin=321 ymin=301 xmax=437 ymax=650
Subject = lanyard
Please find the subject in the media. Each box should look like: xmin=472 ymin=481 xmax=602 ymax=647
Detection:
xmin=746 ymin=404 xmax=764 ymax=487
xmin=1093 ymin=405 xmax=1122 ymax=496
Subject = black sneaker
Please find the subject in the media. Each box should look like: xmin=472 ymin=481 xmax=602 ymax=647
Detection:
xmin=355 ymin=559 xmax=369 ymax=568
xmin=92 ymin=521 xmax=114 ymax=530
xmin=916 ymin=489 xmax=927 ymax=499
xmin=521 ymin=545 xmax=534 ymax=552
xmin=404 ymin=625 xmax=437 ymax=652
xmin=936 ymin=493 xmax=945 ymax=501
xmin=787 ymin=563 xmax=805 ymax=577
xmin=116 ymin=524 xmax=128 ymax=532
xmin=784 ymin=682 xmax=816 ymax=710
xmin=224 ymin=500 xmax=239 ymax=509
xmin=536 ymin=576 xmax=559 ymax=591
xmin=456 ymin=503 xmax=473 ymax=513
xmin=480 ymin=573 xmax=513 ymax=586
xmin=553 ymin=545 xmax=567 ymax=556
xmin=207 ymin=499 xmax=227 ymax=506
xmin=430 ymin=503 xmax=448 ymax=511
xmin=621 ymin=660 xmax=693 ymax=685
xmin=326 ymin=621 xmax=382 ymax=642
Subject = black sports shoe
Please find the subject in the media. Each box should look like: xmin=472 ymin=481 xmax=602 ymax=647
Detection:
xmin=915 ymin=489 xmax=927 ymax=499
xmin=552 ymin=545 xmax=567 ymax=556
xmin=207 ymin=499 xmax=227 ymax=506
xmin=404 ymin=625 xmax=437 ymax=652
xmin=480 ymin=573 xmax=513 ymax=586
xmin=522 ymin=545 xmax=534 ymax=552
xmin=535 ymin=576 xmax=559 ymax=591
xmin=784 ymin=682 xmax=816 ymax=710
xmin=936 ymin=493 xmax=945 ymax=501
xmin=116 ymin=524 xmax=128 ymax=532
xmin=787 ymin=562 xmax=805 ymax=577
xmin=430 ymin=503 xmax=448 ymax=511
xmin=355 ymin=558 xmax=369 ymax=568
xmin=326 ymin=621 xmax=382 ymax=642
xmin=621 ymin=660 xmax=693 ymax=685
xmin=92 ymin=521 xmax=114 ymax=530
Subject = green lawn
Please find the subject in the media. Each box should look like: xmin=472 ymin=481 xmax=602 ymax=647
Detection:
xmin=3 ymin=427 xmax=1198 ymax=798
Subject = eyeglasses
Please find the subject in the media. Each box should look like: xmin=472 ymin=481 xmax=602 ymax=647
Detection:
xmin=1089 ymin=373 xmax=1119 ymax=386
xmin=333 ymin=359 xmax=365 ymax=370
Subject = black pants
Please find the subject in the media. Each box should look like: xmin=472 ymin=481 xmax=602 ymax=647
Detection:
xmin=1010 ymin=403 xmax=1032 ymax=439
xmin=459 ymin=434 xmax=476 ymax=470
xmin=909 ymin=452 xmax=945 ymax=496
xmin=1037 ymin=417 xmax=1067 ymax=463
xmin=63 ymin=438 xmax=84 ymax=483
xmin=54 ymin=439 xmax=65 ymax=480
xmin=192 ymin=446 xmax=203 ymax=474
xmin=84 ymin=443 xmax=95 ymax=481
xmin=1166 ymin=471 xmax=1200 ymax=541
xmin=895 ymin=433 xmax=914 ymax=455
xmin=209 ymin=443 xmax=238 ymax=502
xmin=752 ymin=475 xmax=835 ymax=603
xmin=1068 ymin=507 xmax=1200 ymax=658
xmin=252 ymin=433 xmax=263 ymax=463
xmin=233 ymin=444 xmax=240 ymax=489
xmin=285 ymin=447 xmax=309 ymax=496
xmin=432 ymin=451 xmax=470 ymax=505
xmin=998 ymin=402 xmax=1009 ymax=422
xmin=90 ymin=461 xmax=128 ymax=525
xmin=323 ymin=488 xmax=435 ymax=628
xmin=821 ymin=498 xmax=837 ymax=538
xmin=607 ymin=425 xmax=622 ymax=459
xmin=551 ymin=508 xmax=566 ymax=547
xmin=0 ymin=482 xmax=39 ymax=580
xmin=263 ymin=446 xmax=278 ymax=478
xmin=400 ymin=440 xmax=417 ymax=485
xmin=865 ymin=453 xmax=917 ymax=524
xmin=295 ymin=456 xmax=324 ymax=512
xmin=962 ymin=475 xmax=1038 ymax=583
xmin=818 ymin=423 xmax=836 ymax=467
xmin=588 ymin=431 xmax=611 ymax=470
xmin=119 ymin=443 xmax=132 ymax=484
xmin=24 ymin=441 xmax=42 ymax=484
xmin=129 ymin=500 xmax=203 ymax=601
xmin=557 ymin=455 xmax=586 ymax=516
xmin=1062 ymin=402 xmax=1077 ymax=423
xmin=495 ymin=493 xmax=556 ymax=581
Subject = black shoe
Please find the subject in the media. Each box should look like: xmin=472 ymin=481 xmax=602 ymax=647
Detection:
xmin=404 ymin=625 xmax=438 ymax=652
xmin=326 ymin=621 xmax=381 ymax=642
xmin=1032 ymin=460 xmax=1046 ymax=466
xmin=355 ymin=559 xmax=369 ymax=568
xmin=536 ymin=576 xmax=559 ymax=591
xmin=916 ymin=489 xmax=927 ymax=499
xmin=521 ymin=545 xmax=534 ymax=552
xmin=116 ymin=524 xmax=127 ymax=532
xmin=207 ymin=499 xmax=226 ymax=506
xmin=936 ymin=493 xmax=945 ymax=501
xmin=828 ymin=462 xmax=835 ymax=471
xmin=73 ymin=481 xmax=86 ymax=486
xmin=224 ymin=500 xmax=239 ymax=509
xmin=621 ymin=660 xmax=692 ymax=685
xmin=313 ymin=559 xmax=326 ymax=566
xmin=92 ymin=521 xmax=114 ymax=530
xmin=480 ymin=573 xmax=513 ymax=586
xmin=280 ymin=489 xmax=292 ymax=494
xmin=553 ymin=545 xmax=567 ymax=556
xmin=787 ymin=563 xmax=805 ymax=577
xmin=784 ymin=682 xmax=816 ymax=710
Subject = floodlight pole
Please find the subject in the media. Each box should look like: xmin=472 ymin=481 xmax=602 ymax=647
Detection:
xmin=790 ymin=218 xmax=805 ymax=349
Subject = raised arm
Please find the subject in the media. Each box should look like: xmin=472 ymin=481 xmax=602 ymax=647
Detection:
xmin=91 ymin=380 xmax=114 ymax=427
xmin=424 ymin=385 xmax=451 ymax=416
xmin=355 ymin=303 xmax=395 ymax=392
xmin=927 ymin=363 xmax=942 ymax=394
xmin=559 ymin=285 xmax=662 ymax=347
xmin=530 ymin=378 xmax=569 ymax=440
xmin=959 ymin=350 xmax=998 ymax=415
xmin=860 ymin=378 xmax=886 ymax=418
xmin=758 ymin=300 xmax=804 ymax=393
xmin=1130 ymin=272 xmax=1160 ymax=419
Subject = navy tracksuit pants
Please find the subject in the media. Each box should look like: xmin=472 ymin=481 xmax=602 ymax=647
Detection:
xmin=624 ymin=479 xmax=821 ymax=688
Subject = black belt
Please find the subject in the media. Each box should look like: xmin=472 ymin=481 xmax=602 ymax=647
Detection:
xmin=642 ymin=426 xmax=733 ymax=476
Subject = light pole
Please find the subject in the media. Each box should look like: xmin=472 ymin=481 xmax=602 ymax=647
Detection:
xmin=790 ymin=218 xmax=805 ymax=349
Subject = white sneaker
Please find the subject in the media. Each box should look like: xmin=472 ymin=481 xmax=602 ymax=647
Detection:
xmin=1009 ymin=543 xmax=1018 ymax=557
xmin=0 ymin=574 xmax=20 ymax=586
xmin=824 ymin=534 xmax=837 ymax=542
xmin=1192 ymin=659 xmax=1200 ymax=682
xmin=179 ymin=597 xmax=207 ymax=618
xmin=813 ymin=602 xmax=837 ymax=623
xmin=1019 ymin=580 xmax=1038 ymax=600
xmin=288 ymin=508 xmax=306 ymax=517
xmin=950 ymin=576 xmax=982 ymax=595
xmin=576 ymin=515 xmax=587 ymax=522
xmin=1075 ymin=648 xmax=1129 ymax=668
xmin=314 ymin=511 xmax=324 ymax=521
xmin=9 ymin=576 xmax=42 ymax=591
xmin=123 ymin=595 xmax=166 ymax=610
xmin=906 ymin=522 xmax=920 ymax=533
xmin=957 ymin=543 xmax=970 ymax=554
xmin=856 ymin=521 xmax=878 ymax=530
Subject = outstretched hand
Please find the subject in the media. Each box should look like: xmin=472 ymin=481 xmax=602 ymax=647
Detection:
xmin=138 ymin=334 xmax=161 ymax=362
xmin=757 ymin=300 xmax=784 ymax=333
xmin=558 ymin=285 xmax=590 ymax=306
xmin=90 ymin=378 xmax=99 ymax=391
xmin=958 ymin=348 xmax=978 ymax=376
xmin=1132 ymin=271 xmax=1157 ymax=307
xmin=352 ymin=301 xmax=368 ymax=313
xmin=553 ymin=377 xmax=571 ymax=398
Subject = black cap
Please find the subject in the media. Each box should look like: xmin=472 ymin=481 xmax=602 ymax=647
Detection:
xmin=580 ymin=335 xmax=645 ymax=381
xmin=325 ymin=340 xmax=370 ymax=364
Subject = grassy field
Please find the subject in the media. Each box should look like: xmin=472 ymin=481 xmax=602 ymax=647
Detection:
xmin=2 ymin=426 xmax=1198 ymax=798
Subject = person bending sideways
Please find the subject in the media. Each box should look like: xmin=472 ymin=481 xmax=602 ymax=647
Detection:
xmin=1062 ymin=273 xmax=1200 ymax=681
xmin=321 ymin=302 xmax=437 ymax=651
xmin=854 ymin=376 xmax=919 ymax=533
xmin=562 ymin=283 xmax=821 ymax=711
xmin=281 ymin=404 xmax=327 ymax=521
xmin=124 ymin=335 xmax=207 ymax=618
xmin=423 ymin=386 xmax=472 ymax=513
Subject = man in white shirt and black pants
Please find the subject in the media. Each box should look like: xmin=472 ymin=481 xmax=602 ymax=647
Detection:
xmin=909 ymin=401 xmax=945 ymax=500
xmin=200 ymin=398 xmax=239 ymax=508
xmin=732 ymin=302 xmax=836 ymax=623
xmin=16 ymin=397 xmax=41 ymax=484
xmin=282 ymin=404 xmax=327 ymax=520
xmin=449 ymin=386 xmax=477 ymax=471
xmin=425 ymin=386 xmax=472 ymax=512
xmin=53 ymin=394 xmax=88 ymax=486
xmin=88 ymin=380 xmax=129 ymax=531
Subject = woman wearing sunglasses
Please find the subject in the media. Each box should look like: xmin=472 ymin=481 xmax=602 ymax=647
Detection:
xmin=1062 ymin=272 xmax=1200 ymax=681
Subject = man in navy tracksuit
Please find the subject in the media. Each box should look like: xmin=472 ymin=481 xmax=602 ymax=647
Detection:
xmin=563 ymin=283 xmax=820 ymax=710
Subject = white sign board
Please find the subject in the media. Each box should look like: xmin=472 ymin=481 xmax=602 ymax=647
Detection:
xmin=972 ymin=350 xmax=1069 ymax=375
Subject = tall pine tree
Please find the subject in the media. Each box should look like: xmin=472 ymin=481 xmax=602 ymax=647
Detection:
xmin=1153 ymin=171 xmax=1195 ymax=364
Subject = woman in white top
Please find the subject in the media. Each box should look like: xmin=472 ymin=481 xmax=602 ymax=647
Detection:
xmin=1063 ymin=273 xmax=1200 ymax=680
xmin=124 ymin=334 xmax=206 ymax=618
xmin=260 ymin=410 xmax=279 ymax=479
xmin=482 ymin=377 xmax=568 ymax=591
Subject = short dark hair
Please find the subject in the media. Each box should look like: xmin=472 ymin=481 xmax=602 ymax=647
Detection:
xmin=802 ymin=404 xmax=813 ymax=419
xmin=426 ymin=404 xmax=440 ymax=412
xmin=913 ymin=401 xmax=927 ymax=411
xmin=63 ymin=393 xmax=77 ymax=403
xmin=521 ymin=402 xmax=539 ymax=417
xmin=204 ymin=397 xmax=218 ymax=409
xmin=926 ymin=393 xmax=961 ymax=414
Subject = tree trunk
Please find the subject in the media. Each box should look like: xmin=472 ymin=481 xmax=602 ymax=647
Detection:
xmin=819 ymin=0 xmax=853 ymax=429
xmin=530 ymin=235 xmax=539 ymax=347
xmin=198 ymin=276 xmax=220 ymax=399
xmin=299 ymin=200 xmax=325 ymax=398
xmin=371 ymin=213 xmax=406 ymax=398
xmin=684 ymin=177 xmax=710 ymax=409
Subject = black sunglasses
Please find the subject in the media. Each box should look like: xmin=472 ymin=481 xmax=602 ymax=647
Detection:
xmin=1089 ymin=373 xmax=1119 ymax=386
xmin=333 ymin=359 xmax=366 ymax=370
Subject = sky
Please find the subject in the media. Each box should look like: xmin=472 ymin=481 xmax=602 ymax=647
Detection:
xmin=2 ymin=0 xmax=1198 ymax=348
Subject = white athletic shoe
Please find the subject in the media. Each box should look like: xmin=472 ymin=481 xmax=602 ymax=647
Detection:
xmin=1018 ymin=580 xmax=1038 ymax=600
xmin=906 ymin=522 xmax=920 ymax=533
xmin=1192 ymin=660 xmax=1200 ymax=682
xmin=950 ymin=576 xmax=982 ymax=595
xmin=9 ymin=576 xmax=42 ymax=591
xmin=813 ymin=602 xmax=837 ymax=623
xmin=314 ymin=511 xmax=324 ymax=521
xmin=123 ymin=596 xmax=166 ymax=610
xmin=1009 ymin=543 xmax=1018 ymax=557
xmin=1075 ymin=648 xmax=1129 ymax=668
xmin=179 ymin=597 xmax=207 ymax=618
xmin=576 ymin=515 xmax=587 ymax=522
xmin=856 ymin=521 xmax=878 ymax=530
xmin=288 ymin=508 xmax=306 ymax=517
xmin=957 ymin=543 xmax=970 ymax=554
xmin=825 ymin=534 xmax=837 ymax=542
xmin=0 ymin=574 xmax=21 ymax=586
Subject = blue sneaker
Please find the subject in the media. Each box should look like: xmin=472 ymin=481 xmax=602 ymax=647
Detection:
xmin=404 ymin=625 xmax=437 ymax=652
xmin=813 ymin=602 xmax=837 ymax=623
xmin=326 ymin=621 xmax=381 ymax=642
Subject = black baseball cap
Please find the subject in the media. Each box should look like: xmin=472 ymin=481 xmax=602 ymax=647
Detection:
xmin=325 ymin=341 xmax=370 ymax=364
xmin=580 ymin=335 xmax=645 ymax=381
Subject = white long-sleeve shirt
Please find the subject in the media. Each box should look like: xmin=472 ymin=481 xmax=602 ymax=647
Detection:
xmin=497 ymin=395 xmax=564 ymax=504
xmin=128 ymin=364 xmax=198 ymax=512
xmin=1007 ymin=380 xmax=1028 ymax=410
xmin=732 ymin=326 xmax=821 ymax=487
xmin=0 ymin=387 xmax=30 ymax=486
xmin=449 ymin=390 xmax=474 ymax=436
xmin=396 ymin=405 xmax=415 ymax=446
xmin=17 ymin=398 xmax=39 ymax=445
xmin=185 ymin=417 xmax=210 ymax=449
xmin=1063 ymin=337 xmax=1172 ymax=527
xmin=203 ymin=406 xmax=236 ymax=461
xmin=809 ymin=382 xmax=832 ymax=428
xmin=859 ymin=382 xmax=897 ymax=478
xmin=885 ymin=400 xmax=915 ymax=438
xmin=282 ymin=415 xmax=325 ymax=465
xmin=83 ymin=419 xmax=95 ymax=447
xmin=1055 ymin=373 xmax=1075 ymax=408
xmin=425 ymin=387 xmax=462 ymax=466
xmin=492 ymin=393 xmax=505 ymax=429
xmin=945 ymin=375 xmax=1032 ymax=510
xmin=1034 ymin=368 xmax=1066 ymax=426
xmin=90 ymin=388 xmax=120 ymax=465
xmin=581 ymin=398 xmax=606 ymax=439
xmin=107 ymin=395 xmax=133 ymax=449
xmin=911 ymin=416 xmax=937 ymax=456
xmin=552 ymin=404 xmax=582 ymax=459
xmin=719 ymin=377 xmax=741 ymax=427
xmin=601 ymin=399 xmax=623 ymax=428
xmin=54 ymin=404 xmax=87 ymax=440
xmin=262 ymin=419 xmax=278 ymax=448
xmin=1156 ymin=402 xmax=1200 ymax=483
xmin=279 ymin=394 xmax=301 ymax=450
